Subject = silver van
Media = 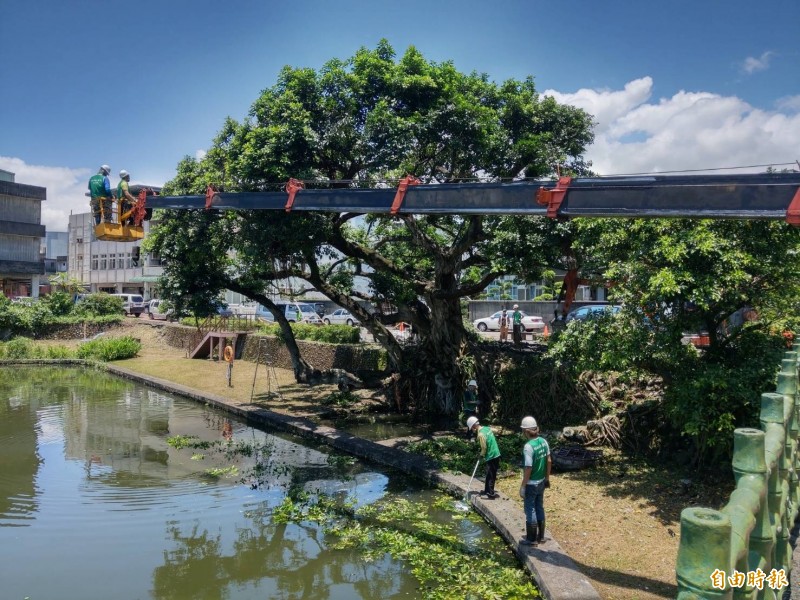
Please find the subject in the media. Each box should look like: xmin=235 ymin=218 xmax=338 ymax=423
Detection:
xmin=111 ymin=293 xmax=146 ymax=316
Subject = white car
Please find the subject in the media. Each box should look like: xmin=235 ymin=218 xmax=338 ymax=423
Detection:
xmin=147 ymin=299 xmax=174 ymax=321
xmin=322 ymin=309 xmax=359 ymax=326
xmin=473 ymin=311 xmax=545 ymax=332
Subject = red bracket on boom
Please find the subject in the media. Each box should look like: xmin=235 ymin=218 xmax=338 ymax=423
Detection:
xmin=786 ymin=186 xmax=800 ymax=226
xmin=205 ymin=185 xmax=217 ymax=210
xmin=285 ymin=178 xmax=305 ymax=212
xmin=536 ymin=176 xmax=573 ymax=219
xmin=131 ymin=188 xmax=149 ymax=226
xmin=391 ymin=175 xmax=421 ymax=216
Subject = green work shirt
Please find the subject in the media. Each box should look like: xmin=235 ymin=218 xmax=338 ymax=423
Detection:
xmin=513 ymin=310 xmax=522 ymax=324
xmin=88 ymin=173 xmax=109 ymax=198
xmin=463 ymin=389 xmax=478 ymax=413
xmin=117 ymin=180 xmax=129 ymax=202
xmin=523 ymin=437 xmax=550 ymax=482
xmin=478 ymin=426 xmax=501 ymax=462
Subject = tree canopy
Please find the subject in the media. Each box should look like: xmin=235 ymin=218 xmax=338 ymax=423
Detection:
xmin=151 ymin=40 xmax=594 ymax=411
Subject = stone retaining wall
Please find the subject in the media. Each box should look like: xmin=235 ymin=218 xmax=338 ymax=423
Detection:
xmin=163 ymin=324 xmax=386 ymax=373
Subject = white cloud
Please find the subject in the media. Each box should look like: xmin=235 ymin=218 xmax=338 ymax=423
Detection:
xmin=195 ymin=149 xmax=207 ymax=160
xmin=0 ymin=156 xmax=91 ymax=232
xmin=544 ymin=78 xmax=800 ymax=176
xmin=741 ymin=51 xmax=774 ymax=75
xmin=777 ymin=95 xmax=800 ymax=112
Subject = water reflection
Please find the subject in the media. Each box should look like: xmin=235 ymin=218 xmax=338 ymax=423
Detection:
xmin=0 ymin=367 xmax=422 ymax=599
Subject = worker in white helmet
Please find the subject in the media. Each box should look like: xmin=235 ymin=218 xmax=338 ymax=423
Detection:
xmin=466 ymin=416 xmax=501 ymax=499
xmin=462 ymin=378 xmax=479 ymax=428
xmin=519 ymin=415 xmax=551 ymax=546
xmin=116 ymin=170 xmax=137 ymax=225
xmin=88 ymin=165 xmax=112 ymax=224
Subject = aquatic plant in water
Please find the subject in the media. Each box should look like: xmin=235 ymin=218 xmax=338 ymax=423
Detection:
xmin=275 ymin=491 xmax=540 ymax=600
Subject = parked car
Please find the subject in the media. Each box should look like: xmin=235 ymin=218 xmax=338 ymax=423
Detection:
xmin=322 ymin=309 xmax=359 ymax=326
xmin=254 ymin=302 xmax=323 ymax=325
xmin=472 ymin=311 xmax=545 ymax=332
xmin=564 ymin=304 xmax=622 ymax=323
xmin=111 ymin=293 xmax=146 ymax=316
xmin=216 ymin=305 xmax=234 ymax=317
xmin=146 ymin=299 xmax=174 ymax=321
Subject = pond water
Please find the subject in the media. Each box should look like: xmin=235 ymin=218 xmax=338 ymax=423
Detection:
xmin=0 ymin=367 xmax=504 ymax=600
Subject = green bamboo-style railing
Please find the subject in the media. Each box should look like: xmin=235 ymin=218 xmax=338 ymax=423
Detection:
xmin=676 ymin=344 xmax=800 ymax=599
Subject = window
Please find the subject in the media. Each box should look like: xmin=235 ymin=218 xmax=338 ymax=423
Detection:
xmin=91 ymin=256 xmax=98 ymax=270
xmin=99 ymin=254 xmax=107 ymax=270
xmin=109 ymin=253 xmax=116 ymax=270
xmin=125 ymin=252 xmax=132 ymax=269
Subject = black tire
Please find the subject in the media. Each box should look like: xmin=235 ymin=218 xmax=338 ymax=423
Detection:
xmin=477 ymin=323 xmax=488 ymax=332
xmin=324 ymin=318 xmax=331 ymax=325
xmin=346 ymin=319 xmax=354 ymax=326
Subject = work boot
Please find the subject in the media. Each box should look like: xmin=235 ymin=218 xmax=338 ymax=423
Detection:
xmin=520 ymin=522 xmax=538 ymax=546
xmin=537 ymin=518 xmax=547 ymax=543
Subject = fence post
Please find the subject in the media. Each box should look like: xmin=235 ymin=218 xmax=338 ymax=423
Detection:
xmin=676 ymin=507 xmax=733 ymax=599
xmin=675 ymin=344 xmax=800 ymax=600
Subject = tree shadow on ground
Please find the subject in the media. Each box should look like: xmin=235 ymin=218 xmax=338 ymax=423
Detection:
xmin=557 ymin=449 xmax=734 ymax=526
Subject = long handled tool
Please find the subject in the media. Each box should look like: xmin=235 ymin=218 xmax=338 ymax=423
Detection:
xmin=464 ymin=460 xmax=480 ymax=502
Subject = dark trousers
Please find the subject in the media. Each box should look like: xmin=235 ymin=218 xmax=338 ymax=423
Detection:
xmin=484 ymin=457 xmax=499 ymax=495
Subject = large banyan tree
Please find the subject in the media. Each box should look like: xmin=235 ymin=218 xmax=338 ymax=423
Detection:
xmin=150 ymin=40 xmax=594 ymax=415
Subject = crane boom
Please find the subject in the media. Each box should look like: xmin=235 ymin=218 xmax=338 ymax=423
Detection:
xmin=142 ymin=172 xmax=800 ymax=221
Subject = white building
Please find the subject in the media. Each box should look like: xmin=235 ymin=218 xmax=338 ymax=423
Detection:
xmin=67 ymin=212 xmax=164 ymax=299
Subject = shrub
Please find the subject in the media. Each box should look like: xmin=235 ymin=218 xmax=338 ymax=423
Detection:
xmin=5 ymin=337 xmax=36 ymax=359
xmin=41 ymin=291 xmax=73 ymax=316
xmin=259 ymin=323 xmax=360 ymax=344
xmin=46 ymin=345 xmax=75 ymax=359
xmin=73 ymin=293 xmax=124 ymax=317
xmin=77 ymin=336 xmax=141 ymax=361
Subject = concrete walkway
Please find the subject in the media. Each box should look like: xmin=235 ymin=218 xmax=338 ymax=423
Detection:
xmin=105 ymin=363 xmax=601 ymax=600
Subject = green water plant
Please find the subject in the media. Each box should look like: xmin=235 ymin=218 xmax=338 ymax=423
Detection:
xmin=275 ymin=491 xmax=539 ymax=599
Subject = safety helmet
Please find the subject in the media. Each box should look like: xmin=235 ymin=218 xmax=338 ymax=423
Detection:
xmin=100 ymin=164 xmax=111 ymax=175
xmin=467 ymin=379 xmax=477 ymax=388
xmin=119 ymin=169 xmax=129 ymax=179
xmin=466 ymin=416 xmax=479 ymax=430
xmin=520 ymin=416 xmax=538 ymax=430
xmin=513 ymin=304 xmax=519 ymax=309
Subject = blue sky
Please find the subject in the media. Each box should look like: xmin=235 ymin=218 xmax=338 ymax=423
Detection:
xmin=1 ymin=0 xmax=798 ymax=230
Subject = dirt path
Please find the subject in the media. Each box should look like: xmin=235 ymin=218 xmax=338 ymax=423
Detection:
xmin=85 ymin=321 xmax=734 ymax=599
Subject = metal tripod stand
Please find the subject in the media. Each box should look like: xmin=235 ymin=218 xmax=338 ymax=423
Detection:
xmin=249 ymin=338 xmax=282 ymax=403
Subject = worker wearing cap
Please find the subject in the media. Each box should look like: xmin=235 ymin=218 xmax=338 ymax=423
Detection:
xmin=117 ymin=170 xmax=137 ymax=226
xmin=88 ymin=165 xmax=112 ymax=225
xmin=499 ymin=308 xmax=510 ymax=343
xmin=512 ymin=304 xmax=523 ymax=346
xmin=519 ymin=415 xmax=551 ymax=546
xmin=467 ymin=416 xmax=501 ymax=499
xmin=462 ymin=379 xmax=479 ymax=421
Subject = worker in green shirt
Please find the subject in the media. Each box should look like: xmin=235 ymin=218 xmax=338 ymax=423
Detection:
xmin=467 ymin=416 xmax=501 ymax=499
xmin=519 ymin=415 xmax=551 ymax=546
xmin=117 ymin=169 xmax=137 ymax=225
xmin=88 ymin=165 xmax=112 ymax=225
xmin=512 ymin=303 xmax=523 ymax=346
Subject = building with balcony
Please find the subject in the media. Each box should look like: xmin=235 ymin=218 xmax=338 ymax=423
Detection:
xmin=0 ymin=169 xmax=46 ymax=297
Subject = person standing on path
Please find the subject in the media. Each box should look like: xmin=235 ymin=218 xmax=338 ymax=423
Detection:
xmin=512 ymin=304 xmax=523 ymax=346
xmin=88 ymin=165 xmax=112 ymax=225
xmin=499 ymin=308 xmax=509 ymax=343
xmin=467 ymin=416 xmax=501 ymax=499
xmin=519 ymin=415 xmax=551 ymax=546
